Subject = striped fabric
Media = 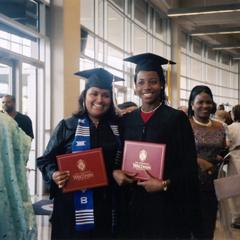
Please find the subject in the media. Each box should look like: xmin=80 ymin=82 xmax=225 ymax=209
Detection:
xmin=72 ymin=117 xmax=94 ymax=232
xmin=72 ymin=115 xmax=121 ymax=232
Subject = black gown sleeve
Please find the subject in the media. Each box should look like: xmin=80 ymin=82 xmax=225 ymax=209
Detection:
xmin=168 ymin=111 xmax=202 ymax=237
xmin=113 ymin=116 xmax=125 ymax=170
xmin=24 ymin=115 xmax=34 ymax=139
xmin=37 ymin=120 xmax=66 ymax=188
xmin=168 ymin=111 xmax=198 ymax=186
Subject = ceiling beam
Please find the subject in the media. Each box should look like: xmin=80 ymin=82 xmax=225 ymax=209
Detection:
xmin=232 ymin=56 xmax=240 ymax=60
xmin=168 ymin=3 xmax=240 ymax=17
xmin=190 ymin=27 xmax=240 ymax=36
xmin=211 ymin=44 xmax=240 ymax=50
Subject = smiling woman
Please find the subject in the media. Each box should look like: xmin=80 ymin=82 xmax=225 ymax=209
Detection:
xmin=188 ymin=85 xmax=227 ymax=239
xmin=135 ymin=70 xmax=162 ymax=112
xmin=85 ymin=87 xmax=112 ymax=125
xmin=113 ymin=53 xmax=201 ymax=239
xmin=37 ymin=68 xmax=121 ymax=239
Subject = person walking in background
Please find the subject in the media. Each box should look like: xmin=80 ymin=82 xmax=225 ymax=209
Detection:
xmin=214 ymin=110 xmax=231 ymax=147
xmin=0 ymin=112 xmax=36 ymax=240
xmin=113 ymin=53 xmax=201 ymax=239
xmin=215 ymin=109 xmax=233 ymax=126
xmin=188 ymin=85 xmax=226 ymax=239
xmin=1 ymin=94 xmax=34 ymax=139
xmin=228 ymin=104 xmax=240 ymax=151
xmin=177 ymin=105 xmax=188 ymax=115
xmin=217 ymin=104 xmax=225 ymax=111
xmin=117 ymin=101 xmax=138 ymax=115
xmin=226 ymin=104 xmax=240 ymax=229
xmin=37 ymin=68 xmax=121 ymax=239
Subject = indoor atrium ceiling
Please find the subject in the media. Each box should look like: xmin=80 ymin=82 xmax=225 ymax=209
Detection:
xmin=152 ymin=0 xmax=240 ymax=60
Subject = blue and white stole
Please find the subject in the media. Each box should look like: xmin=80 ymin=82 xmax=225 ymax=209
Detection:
xmin=71 ymin=115 xmax=121 ymax=232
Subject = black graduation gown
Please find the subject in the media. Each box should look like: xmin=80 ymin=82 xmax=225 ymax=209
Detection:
xmin=37 ymin=115 xmax=119 ymax=239
xmin=119 ymin=105 xmax=201 ymax=239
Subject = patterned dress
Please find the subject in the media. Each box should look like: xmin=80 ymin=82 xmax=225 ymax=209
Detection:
xmin=190 ymin=118 xmax=226 ymax=239
xmin=0 ymin=112 xmax=36 ymax=240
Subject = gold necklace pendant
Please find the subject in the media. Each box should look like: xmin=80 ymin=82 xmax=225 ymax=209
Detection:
xmin=193 ymin=116 xmax=212 ymax=127
xmin=141 ymin=102 xmax=162 ymax=113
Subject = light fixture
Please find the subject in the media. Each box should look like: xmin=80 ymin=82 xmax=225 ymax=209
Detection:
xmin=168 ymin=3 xmax=240 ymax=17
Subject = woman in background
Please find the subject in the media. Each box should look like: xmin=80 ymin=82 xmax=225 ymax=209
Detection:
xmin=188 ymin=85 xmax=226 ymax=239
xmin=228 ymin=104 xmax=240 ymax=151
xmin=226 ymin=104 xmax=240 ymax=229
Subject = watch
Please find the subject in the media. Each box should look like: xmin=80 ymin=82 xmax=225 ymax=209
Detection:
xmin=162 ymin=180 xmax=169 ymax=191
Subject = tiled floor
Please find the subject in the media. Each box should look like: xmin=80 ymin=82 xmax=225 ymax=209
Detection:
xmin=36 ymin=215 xmax=51 ymax=240
xmin=214 ymin=220 xmax=240 ymax=240
xmin=36 ymin=212 xmax=240 ymax=240
xmin=36 ymin=217 xmax=240 ymax=240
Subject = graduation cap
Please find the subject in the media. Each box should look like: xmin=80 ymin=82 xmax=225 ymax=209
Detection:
xmin=75 ymin=68 xmax=123 ymax=90
xmin=124 ymin=53 xmax=176 ymax=104
xmin=124 ymin=53 xmax=175 ymax=74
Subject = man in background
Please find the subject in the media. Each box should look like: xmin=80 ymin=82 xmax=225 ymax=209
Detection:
xmin=117 ymin=101 xmax=138 ymax=115
xmin=1 ymin=94 xmax=34 ymax=139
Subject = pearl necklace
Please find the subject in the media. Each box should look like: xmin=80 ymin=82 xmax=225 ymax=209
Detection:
xmin=193 ymin=116 xmax=212 ymax=127
xmin=141 ymin=102 xmax=162 ymax=113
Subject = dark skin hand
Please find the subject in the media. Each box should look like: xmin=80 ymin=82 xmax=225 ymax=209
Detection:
xmin=113 ymin=169 xmax=168 ymax=193
xmin=197 ymin=158 xmax=214 ymax=171
xmin=137 ymin=170 xmax=166 ymax=192
xmin=198 ymin=155 xmax=224 ymax=172
xmin=113 ymin=169 xmax=137 ymax=186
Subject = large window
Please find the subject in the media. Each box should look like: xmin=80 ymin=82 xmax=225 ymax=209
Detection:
xmin=0 ymin=30 xmax=38 ymax=59
xmin=80 ymin=0 xmax=171 ymax=105
xmin=107 ymin=5 xmax=124 ymax=49
xmin=0 ymin=62 xmax=12 ymax=99
xmin=0 ymin=0 xmax=50 ymax=196
xmin=0 ymin=0 xmax=39 ymax=30
xmin=180 ymin=32 xmax=239 ymax=109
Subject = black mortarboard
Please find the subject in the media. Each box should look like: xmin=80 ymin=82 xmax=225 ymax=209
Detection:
xmin=75 ymin=68 xmax=123 ymax=90
xmin=124 ymin=53 xmax=176 ymax=104
xmin=124 ymin=53 xmax=175 ymax=74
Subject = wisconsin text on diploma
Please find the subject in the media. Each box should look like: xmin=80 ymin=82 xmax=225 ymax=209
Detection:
xmin=72 ymin=172 xmax=94 ymax=181
xmin=133 ymin=162 xmax=151 ymax=170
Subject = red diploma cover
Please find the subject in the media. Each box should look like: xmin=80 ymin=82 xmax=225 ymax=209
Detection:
xmin=122 ymin=141 xmax=166 ymax=180
xmin=56 ymin=148 xmax=108 ymax=192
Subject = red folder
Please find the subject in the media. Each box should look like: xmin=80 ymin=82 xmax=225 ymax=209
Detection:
xmin=56 ymin=148 xmax=108 ymax=192
xmin=122 ymin=141 xmax=166 ymax=180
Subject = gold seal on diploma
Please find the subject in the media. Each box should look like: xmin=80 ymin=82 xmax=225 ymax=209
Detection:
xmin=139 ymin=149 xmax=147 ymax=162
xmin=77 ymin=159 xmax=86 ymax=171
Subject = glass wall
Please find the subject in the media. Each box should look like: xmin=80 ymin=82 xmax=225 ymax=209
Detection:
xmin=0 ymin=0 xmax=50 ymax=195
xmin=0 ymin=0 xmax=39 ymax=30
xmin=180 ymin=32 xmax=239 ymax=110
xmin=0 ymin=63 xmax=12 ymax=101
xmin=0 ymin=30 xmax=38 ymax=59
xmin=80 ymin=0 xmax=171 ymax=105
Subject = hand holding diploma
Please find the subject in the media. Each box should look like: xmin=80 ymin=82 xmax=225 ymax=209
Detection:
xmin=137 ymin=170 xmax=170 ymax=192
xmin=113 ymin=169 xmax=137 ymax=186
xmin=52 ymin=170 xmax=70 ymax=188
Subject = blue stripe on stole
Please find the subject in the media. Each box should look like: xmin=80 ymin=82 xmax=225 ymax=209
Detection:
xmin=72 ymin=117 xmax=121 ymax=233
xmin=72 ymin=117 xmax=95 ymax=232
xmin=74 ymin=191 xmax=94 ymax=231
